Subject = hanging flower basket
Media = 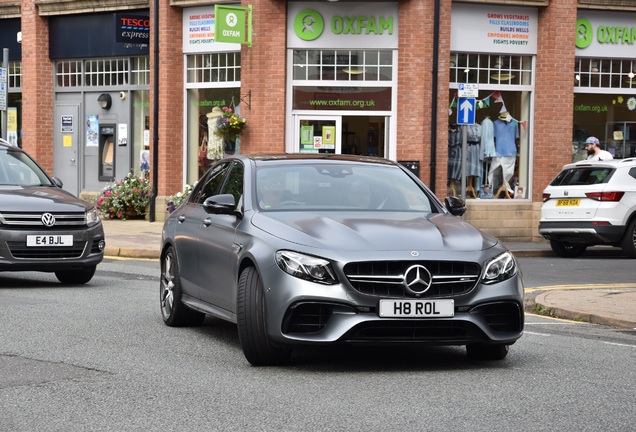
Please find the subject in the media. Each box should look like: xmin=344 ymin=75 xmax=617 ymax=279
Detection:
xmin=215 ymin=106 xmax=247 ymax=142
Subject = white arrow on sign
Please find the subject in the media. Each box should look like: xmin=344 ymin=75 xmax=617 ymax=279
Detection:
xmin=459 ymin=98 xmax=474 ymax=123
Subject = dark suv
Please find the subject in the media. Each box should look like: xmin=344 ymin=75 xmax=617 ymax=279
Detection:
xmin=0 ymin=139 xmax=105 ymax=283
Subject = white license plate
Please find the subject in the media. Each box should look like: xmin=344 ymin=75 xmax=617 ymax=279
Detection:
xmin=379 ymin=299 xmax=454 ymax=318
xmin=26 ymin=235 xmax=74 ymax=247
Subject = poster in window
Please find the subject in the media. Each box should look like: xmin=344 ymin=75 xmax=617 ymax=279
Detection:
xmin=323 ymin=126 xmax=335 ymax=147
xmin=301 ymin=125 xmax=314 ymax=145
xmin=86 ymin=115 xmax=98 ymax=147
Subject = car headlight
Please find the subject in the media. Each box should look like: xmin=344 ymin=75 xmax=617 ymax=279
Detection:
xmin=275 ymin=251 xmax=338 ymax=285
xmin=481 ymin=251 xmax=517 ymax=284
xmin=86 ymin=207 xmax=100 ymax=227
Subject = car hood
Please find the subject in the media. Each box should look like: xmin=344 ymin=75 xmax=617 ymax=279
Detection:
xmin=251 ymin=211 xmax=498 ymax=252
xmin=0 ymin=186 xmax=91 ymax=212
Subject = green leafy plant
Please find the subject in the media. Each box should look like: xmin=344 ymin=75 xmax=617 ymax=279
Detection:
xmin=166 ymin=183 xmax=195 ymax=214
xmin=96 ymin=172 xmax=152 ymax=220
xmin=215 ymin=106 xmax=247 ymax=141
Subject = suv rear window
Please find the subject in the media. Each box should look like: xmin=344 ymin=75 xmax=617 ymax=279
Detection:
xmin=550 ymin=167 xmax=614 ymax=186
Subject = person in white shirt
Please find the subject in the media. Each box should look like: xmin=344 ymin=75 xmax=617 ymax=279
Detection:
xmin=585 ymin=136 xmax=613 ymax=161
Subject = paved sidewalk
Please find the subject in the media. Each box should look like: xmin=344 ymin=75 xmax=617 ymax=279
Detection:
xmin=101 ymin=219 xmax=636 ymax=330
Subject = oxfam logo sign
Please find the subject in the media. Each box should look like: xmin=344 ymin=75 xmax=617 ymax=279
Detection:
xmin=294 ymin=9 xmax=324 ymax=41
xmin=576 ymin=18 xmax=593 ymax=49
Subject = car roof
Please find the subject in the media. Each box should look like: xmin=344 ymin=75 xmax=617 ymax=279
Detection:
xmin=240 ymin=153 xmax=399 ymax=167
xmin=564 ymin=158 xmax=636 ymax=170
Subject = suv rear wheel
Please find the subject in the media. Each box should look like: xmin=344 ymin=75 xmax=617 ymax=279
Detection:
xmin=550 ymin=240 xmax=587 ymax=258
xmin=620 ymin=219 xmax=636 ymax=258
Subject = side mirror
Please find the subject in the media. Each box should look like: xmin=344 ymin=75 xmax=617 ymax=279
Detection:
xmin=444 ymin=195 xmax=466 ymax=217
xmin=203 ymin=194 xmax=239 ymax=216
xmin=51 ymin=176 xmax=64 ymax=188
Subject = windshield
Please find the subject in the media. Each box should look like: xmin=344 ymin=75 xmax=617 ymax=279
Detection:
xmin=256 ymin=163 xmax=437 ymax=212
xmin=0 ymin=148 xmax=54 ymax=186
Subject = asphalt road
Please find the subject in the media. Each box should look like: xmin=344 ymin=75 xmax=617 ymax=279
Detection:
xmin=0 ymin=257 xmax=634 ymax=431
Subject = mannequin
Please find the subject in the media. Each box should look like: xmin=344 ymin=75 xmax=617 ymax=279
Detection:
xmin=206 ymin=106 xmax=225 ymax=161
xmin=465 ymin=123 xmax=482 ymax=198
xmin=488 ymin=110 xmax=518 ymax=198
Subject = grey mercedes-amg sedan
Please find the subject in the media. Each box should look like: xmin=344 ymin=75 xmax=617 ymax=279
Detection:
xmin=160 ymin=154 xmax=523 ymax=365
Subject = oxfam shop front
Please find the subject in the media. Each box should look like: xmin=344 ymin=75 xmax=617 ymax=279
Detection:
xmin=285 ymin=2 xmax=398 ymax=158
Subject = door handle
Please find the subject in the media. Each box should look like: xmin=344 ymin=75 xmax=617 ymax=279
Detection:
xmin=203 ymin=218 xmax=212 ymax=227
xmin=69 ymin=158 xmax=76 ymax=163
xmin=177 ymin=215 xmax=185 ymax=223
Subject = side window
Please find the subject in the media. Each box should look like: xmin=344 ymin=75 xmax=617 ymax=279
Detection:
xmin=629 ymin=167 xmax=636 ymax=181
xmin=192 ymin=162 xmax=230 ymax=204
xmin=220 ymin=161 xmax=244 ymax=209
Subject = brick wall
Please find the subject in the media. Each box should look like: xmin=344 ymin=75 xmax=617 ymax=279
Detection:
xmin=153 ymin=3 xmax=184 ymax=208
xmin=19 ymin=1 xmax=54 ymax=172
xmin=238 ymin=0 xmax=288 ymax=154
xmin=533 ymin=0 xmax=578 ymax=202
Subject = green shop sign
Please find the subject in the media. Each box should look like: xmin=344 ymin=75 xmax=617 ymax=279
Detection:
xmin=575 ymin=13 xmax=636 ymax=58
xmin=293 ymin=8 xmax=393 ymax=42
xmin=214 ymin=5 xmax=252 ymax=47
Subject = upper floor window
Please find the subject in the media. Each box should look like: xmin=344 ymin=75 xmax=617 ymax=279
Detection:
xmin=450 ymin=53 xmax=533 ymax=87
xmin=186 ymin=52 xmax=241 ymax=84
xmin=55 ymin=57 xmax=149 ymax=88
xmin=292 ymin=49 xmax=393 ymax=82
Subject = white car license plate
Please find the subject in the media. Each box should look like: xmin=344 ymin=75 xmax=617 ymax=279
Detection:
xmin=26 ymin=235 xmax=74 ymax=247
xmin=379 ymin=299 xmax=454 ymax=318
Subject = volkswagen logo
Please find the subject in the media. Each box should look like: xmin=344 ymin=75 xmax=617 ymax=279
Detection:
xmin=402 ymin=264 xmax=432 ymax=296
xmin=41 ymin=213 xmax=56 ymax=227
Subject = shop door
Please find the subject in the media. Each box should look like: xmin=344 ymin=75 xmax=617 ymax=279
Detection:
xmin=293 ymin=116 xmax=342 ymax=153
xmin=53 ymin=103 xmax=80 ymax=196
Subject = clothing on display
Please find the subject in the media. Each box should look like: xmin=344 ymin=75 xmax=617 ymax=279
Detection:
xmin=493 ymin=118 xmax=519 ymax=157
xmin=448 ymin=124 xmax=462 ymax=181
xmin=481 ymin=116 xmax=496 ymax=158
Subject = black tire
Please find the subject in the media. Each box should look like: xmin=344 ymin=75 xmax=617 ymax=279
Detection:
xmin=620 ymin=219 xmax=636 ymax=258
xmin=237 ymin=266 xmax=292 ymax=366
xmin=55 ymin=266 xmax=96 ymax=284
xmin=160 ymin=247 xmax=205 ymax=327
xmin=466 ymin=343 xmax=509 ymax=360
xmin=550 ymin=240 xmax=587 ymax=258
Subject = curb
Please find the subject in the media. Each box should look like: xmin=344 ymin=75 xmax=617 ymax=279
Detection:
xmin=526 ymin=292 xmax=636 ymax=329
xmin=104 ymin=247 xmax=160 ymax=260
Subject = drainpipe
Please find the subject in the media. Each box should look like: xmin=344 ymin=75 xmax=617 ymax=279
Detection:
xmin=429 ymin=0 xmax=441 ymax=191
xmin=149 ymin=0 xmax=159 ymax=222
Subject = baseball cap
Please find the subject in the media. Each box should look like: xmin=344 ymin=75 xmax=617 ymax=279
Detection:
xmin=585 ymin=136 xmax=600 ymax=146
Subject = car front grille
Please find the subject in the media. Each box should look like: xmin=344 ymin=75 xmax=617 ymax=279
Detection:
xmin=0 ymin=212 xmax=87 ymax=227
xmin=343 ymin=260 xmax=481 ymax=298
xmin=7 ymin=241 xmax=87 ymax=259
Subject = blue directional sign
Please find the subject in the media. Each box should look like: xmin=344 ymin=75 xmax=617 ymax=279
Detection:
xmin=457 ymin=97 xmax=476 ymax=125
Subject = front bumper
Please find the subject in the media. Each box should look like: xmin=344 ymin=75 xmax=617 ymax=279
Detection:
xmin=0 ymin=224 xmax=105 ymax=272
xmin=263 ymin=266 xmax=524 ymax=347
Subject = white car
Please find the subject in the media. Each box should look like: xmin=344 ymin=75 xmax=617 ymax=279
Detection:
xmin=539 ymin=158 xmax=636 ymax=258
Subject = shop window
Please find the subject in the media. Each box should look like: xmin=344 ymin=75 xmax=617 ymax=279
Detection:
xmin=56 ymin=60 xmax=83 ymax=88
xmin=449 ymin=52 xmax=533 ymax=201
xmin=186 ymin=53 xmax=241 ymax=84
xmin=131 ymin=57 xmax=150 ymax=86
xmin=292 ymin=49 xmax=393 ymax=82
xmin=8 ymin=61 xmax=21 ymax=90
xmin=450 ymin=53 xmax=533 ymax=86
xmin=574 ymin=58 xmax=636 ymax=89
xmin=85 ymin=59 xmax=128 ymax=87
xmin=54 ymin=57 xmax=148 ymax=89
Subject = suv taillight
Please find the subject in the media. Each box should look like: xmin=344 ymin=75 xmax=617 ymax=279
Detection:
xmin=585 ymin=191 xmax=625 ymax=202
xmin=542 ymin=193 xmax=551 ymax=202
